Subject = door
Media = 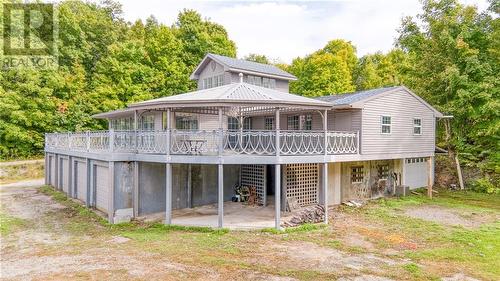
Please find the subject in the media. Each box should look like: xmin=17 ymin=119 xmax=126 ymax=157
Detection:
xmin=76 ymin=161 xmax=87 ymax=203
xmin=95 ymin=165 xmax=109 ymax=213
xmin=404 ymin=158 xmax=429 ymax=189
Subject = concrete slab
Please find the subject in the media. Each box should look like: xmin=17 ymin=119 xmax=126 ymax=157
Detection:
xmin=139 ymin=198 xmax=291 ymax=230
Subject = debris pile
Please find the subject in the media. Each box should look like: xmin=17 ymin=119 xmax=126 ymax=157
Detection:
xmin=342 ymin=200 xmax=364 ymax=207
xmin=281 ymin=204 xmax=325 ymax=227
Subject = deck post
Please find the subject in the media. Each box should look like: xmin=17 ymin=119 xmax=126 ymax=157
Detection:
xmin=218 ymin=164 xmax=224 ymax=228
xmin=166 ymin=108 xmax=171 ymax=156
xmin=275 ymin=108 xmax=280 ymax=156
xmin=133 ymin=161 xmax=139 ymax=217
xmin=218 ymin=107 xmax=223 ymax=156
xmin=323 ymin=109 xmax=328 ymax=155
xmin=322 ymin=162 xmax=328 ymax=224
xmin=323 ymin=110 xmax=328 ymax=224
xmin=275 ymin=164 xmax=281 ymax=230
xmin=134 ymin=110 xmax=138 ymax=152
xmin=165 ymin=163 xmax=172 ymax=224
xmin=427 ymin=156 xmax=433 ymax=199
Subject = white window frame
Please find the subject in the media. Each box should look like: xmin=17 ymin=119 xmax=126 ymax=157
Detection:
xmin=381 ymin=115 xmax=392 ymax=135
xmin=264 ymin=117 xmax=274 ymax=130
xmin=413 ymin=117 xmax=422 ymax=135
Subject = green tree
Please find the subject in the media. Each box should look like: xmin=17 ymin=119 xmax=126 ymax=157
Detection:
xmin=397 ymin=0 xmax=499 ymax=172
xmin=354 ymin=49 xmax=410 ymax=90
xmin=288 ymin=40 xmax=357 ymax=96
xmin=244 ymin=54 xmax=270 ymax=64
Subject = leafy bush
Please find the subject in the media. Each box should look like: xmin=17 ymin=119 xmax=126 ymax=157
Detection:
xmin=471 ymin=177 xmax=499 ymax=194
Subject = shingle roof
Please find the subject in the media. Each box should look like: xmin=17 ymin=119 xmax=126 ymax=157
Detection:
xmin=314 ymin=86 xmax=401 ymax=106
xmin=130 ymin=82 xmax=330 ymax=108
xmin=192 ymin=53 xmax=297 ymax=80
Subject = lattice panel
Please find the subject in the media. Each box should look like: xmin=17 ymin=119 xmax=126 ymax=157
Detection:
xmin=240 ymin=165 xmax=266 ymax=205
xmin=284 ymin=163 xmax=319 ymax=206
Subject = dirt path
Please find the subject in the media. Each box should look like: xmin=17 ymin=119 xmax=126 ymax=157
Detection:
xmin=0 ymin=159 xmax=44 ymax=167
xmin=0 ymin=182 xmax=219 ymax=280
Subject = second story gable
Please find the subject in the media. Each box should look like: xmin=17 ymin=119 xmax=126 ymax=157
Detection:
xmin=189 ymin=53 xmax=297 ymax=92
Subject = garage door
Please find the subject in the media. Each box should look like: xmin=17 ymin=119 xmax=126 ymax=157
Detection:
xmin=76 ymin=161 xmax=87 ymax=203
xmin=95 ymin=165 xmax=109 ymax=213
xmin=61 ymin=158 xmax=69 ymax=193
xmin=404 ymin=157 xmax=429 ymax=189
xmin=49 ymin=156 xmax=56 ymax=187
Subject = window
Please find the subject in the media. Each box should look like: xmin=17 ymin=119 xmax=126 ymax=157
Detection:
xmin=110 ymin=117 xmax=134 ymax=130
xmin=413 ymin=118 xmax=422 ymax=135
xmin=243 ymin=117 xmax=252 ymax=130
xmin=406 ymin=157 xmax=428 ymax=164
xmin=378 ymin=164 xmax=390 ymax=179
xmin=140 ymin=115 xmax=155 ymax=131
xmin=175 ymin=115 xmax=198 ymax=130
xmin=227 ymin=117 xmax=239 ymax=131
xmin=381 ymin=115 xmax=391 ymax=134
xmin=265 ymin=117 xmax=274 ymax=130
xmin=351 ymin=166 xmax=364 ymax=183
xmin=304 ymin=115 xmax=312 ymax=130
xmin=269 ymin=79 xmax=276 ymax=89
xmin=287 ymin=115 xmax=300 ymax=130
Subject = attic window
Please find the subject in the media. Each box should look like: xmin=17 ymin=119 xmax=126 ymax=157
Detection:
xmin=381 ymin=115 xmax=391 ymax=134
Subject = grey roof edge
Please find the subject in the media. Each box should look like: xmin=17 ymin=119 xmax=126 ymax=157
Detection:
xmin=315 ymin=85 xmax=443 ymax=117
xmin=189 ymin=53 xmax=297 ymax=81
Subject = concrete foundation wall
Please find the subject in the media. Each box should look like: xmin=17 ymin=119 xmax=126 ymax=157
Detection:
xmin=137 ymin=163 xmax=240 ymax=215
xmin=138 ymin=162 xmax=166 ymax=215
xmin=114 ymin=162 xmax=134 ymax=210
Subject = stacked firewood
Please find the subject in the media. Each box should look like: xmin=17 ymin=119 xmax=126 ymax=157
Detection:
xmin=281 ymin=205 xmax=325 ymax=227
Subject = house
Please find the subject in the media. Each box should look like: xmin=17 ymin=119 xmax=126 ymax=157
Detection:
xmin=44 ymin=53 xmax=444 ymax=229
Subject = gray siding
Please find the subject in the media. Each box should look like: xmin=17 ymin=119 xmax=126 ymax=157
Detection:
xmin=361 ymin=89 xmax=435 ymax=156
xmin=330 ymin=109 xmax=361 ymax=132
xmin=197 ymin=59 xmax=225 ymax=90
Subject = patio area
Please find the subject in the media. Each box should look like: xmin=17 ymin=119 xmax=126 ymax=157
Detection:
xmin=139 ymin=197 xmax=293 ymax=230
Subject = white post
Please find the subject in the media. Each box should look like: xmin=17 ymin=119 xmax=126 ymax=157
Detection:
xmin=323 ymin=110 xmax=328 ymax=223
xmin=275 ymin=108 xmax=280 ymax=156
xmin=324 ymin=110 xmax=328 ymax=155
xmin=86 ymin=131 xmax=90 ymax=152
xmin=218 ymin=108 xmax=223 ymax=156
xmin=322 ymin=162 xmax=328 ymax=224
xmin=218 ymin=164 xmax=224 ymax=228
xmin=275 ymin=164 xmax=281 ymax=230
xmin=134 ymin=110 xmax=138 ymax=152
xmin=166 ymin=108 xmax=171 ymax=156
xmin=165 ymin=163 xmax=172 ymax=224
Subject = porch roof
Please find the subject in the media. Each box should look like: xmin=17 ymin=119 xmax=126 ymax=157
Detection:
xmin=93 ymin=82 xmax=332 ymax=118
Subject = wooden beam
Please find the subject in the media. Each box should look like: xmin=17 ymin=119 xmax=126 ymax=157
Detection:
xmin=427 ymin=156 xmax=433 ymax=198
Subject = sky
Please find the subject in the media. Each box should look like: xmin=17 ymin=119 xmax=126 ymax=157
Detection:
xmin=113 ymin=0 xmax=490 ymax=63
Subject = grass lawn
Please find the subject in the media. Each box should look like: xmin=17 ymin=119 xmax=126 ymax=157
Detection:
xmin=2 ymin=185 xmax=499 ymax=280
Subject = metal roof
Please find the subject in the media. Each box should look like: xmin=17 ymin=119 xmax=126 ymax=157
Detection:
xmin=93 ymin=82 xmax=331 ymax=118
xmin=314 ymin=86 xmax=401 ymax=106
xmin=191 ymin=53 xmax=297 ymax=80
xmin=130 ymin=82 xmax=330 ymax=108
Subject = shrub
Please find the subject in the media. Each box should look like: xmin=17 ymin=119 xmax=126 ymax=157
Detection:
xmin=471 ymin=177 xmax=499 ymax=194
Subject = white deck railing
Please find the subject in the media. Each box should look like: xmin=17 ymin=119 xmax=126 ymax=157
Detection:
xmin=45 ymin=130 xmax=359 ymax=156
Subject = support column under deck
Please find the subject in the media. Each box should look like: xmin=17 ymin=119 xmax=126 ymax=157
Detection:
xmin=275 ymin=164 xmax=281 ymax=230
xmin=165 ymin=163 xmax=172 ymax=224
xmin=218 ymin=164 xmax=224 ymax=228
xmin=322 ymin=163 xmax=328 ymax=224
